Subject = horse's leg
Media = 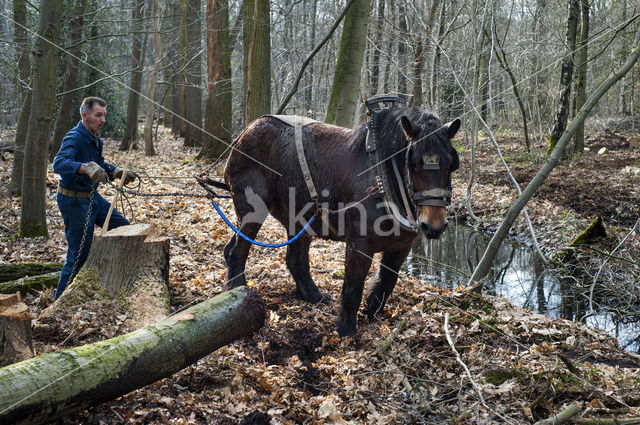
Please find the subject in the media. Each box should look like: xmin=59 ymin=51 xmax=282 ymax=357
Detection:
xmin=224 ymin=186 xmax=267 ymax=289
xmin=285 ymin=234 xmax=325 ymax=303
xmin=336 ymin=240 xmax=373 ymax=337
xmin=365 ymin=246 xmax=412 ymax=320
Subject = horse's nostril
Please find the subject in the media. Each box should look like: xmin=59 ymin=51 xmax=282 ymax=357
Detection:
xmin=421 ymin=221 xmax=446 ymax=239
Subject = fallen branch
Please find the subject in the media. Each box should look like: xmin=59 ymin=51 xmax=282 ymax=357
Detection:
xmin=0 ymin=272 xmax=59 ymax=295
xmin=0 ymin=286 xmax=265 ymax=425
xmin=0 ymin=262 xmax=63 ymax=283
xmin=443 ymin=313 xmax=487 ymax=408
xmin=533 ymin=403 xmax=582 ymax=425
xmin=572 ymin=417 xmax=640 ymax=425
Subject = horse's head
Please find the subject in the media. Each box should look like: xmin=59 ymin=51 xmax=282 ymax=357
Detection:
xmin=402 ymin=115 xmax=460 ymax=239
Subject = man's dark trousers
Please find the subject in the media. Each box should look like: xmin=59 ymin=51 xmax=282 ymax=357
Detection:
xmin=55 ymin=191 xmax=129 ymax=299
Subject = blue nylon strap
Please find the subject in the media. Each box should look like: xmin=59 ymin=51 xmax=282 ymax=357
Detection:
xmin=210 ymin=199 xmax=315 ymax=248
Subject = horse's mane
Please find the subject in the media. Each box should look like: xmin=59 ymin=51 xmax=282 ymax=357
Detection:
xmin=348 ymin=107 xmax=443 ymax=159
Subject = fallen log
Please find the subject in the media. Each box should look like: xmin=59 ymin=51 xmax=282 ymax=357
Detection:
xmin=0 ymin=272 xmax=60 ymax=295
xmin=0 ymin=293 xmax=33 ymax=366
xmin=0 ymin=285 xmax=265 ymax=425
xmin=0 ymin=262 xmax=63 ymax=283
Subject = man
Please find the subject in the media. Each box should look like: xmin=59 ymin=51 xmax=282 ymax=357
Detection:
xmin=52 ymin=96 xmax=138 ymax=299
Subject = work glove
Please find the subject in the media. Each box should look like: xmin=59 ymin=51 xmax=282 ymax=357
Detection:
xmin=85 ymin=161 xmax=108 ymax=183
xmin=113 ymin=167 xmax=139 ymax=185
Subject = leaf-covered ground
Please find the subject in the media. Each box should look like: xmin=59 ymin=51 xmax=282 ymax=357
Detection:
xmin=1 ymin=126 xmax=639 ymax=424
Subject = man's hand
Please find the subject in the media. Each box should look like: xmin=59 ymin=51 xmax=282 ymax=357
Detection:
xmin=113 ymin=167 xmax=139 ymax=185
xmin=84 ymin=161 xmax=108 ymax=183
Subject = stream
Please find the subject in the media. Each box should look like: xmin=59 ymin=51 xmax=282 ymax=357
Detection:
xmin=406 ymin=225 xmax=640 ymax=352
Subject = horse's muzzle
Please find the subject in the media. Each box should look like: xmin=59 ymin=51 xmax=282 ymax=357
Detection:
xmin=417 ymin=206 xmax=448 ymax=239
xmin=421 ymin=220 xmax=448 ymax=239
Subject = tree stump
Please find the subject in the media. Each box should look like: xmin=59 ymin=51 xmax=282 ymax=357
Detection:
xmin=0 ymin=293 xmax=34 ymax=366
xmin=50 ymin=224 xmax=170 ymax=329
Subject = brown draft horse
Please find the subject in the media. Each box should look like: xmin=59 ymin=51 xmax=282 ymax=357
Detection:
xmin=222 ymin=107 xmax=460 ymax=336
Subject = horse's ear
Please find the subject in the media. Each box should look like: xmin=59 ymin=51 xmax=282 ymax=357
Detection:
xmin=401 ymin=116 xmax=419 ymax=139
xmin=445 ymin=118 xmax=461 ymax=139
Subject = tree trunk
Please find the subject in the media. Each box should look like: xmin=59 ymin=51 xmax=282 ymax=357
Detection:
xmin=0 ymin=272 xmax=60 ymax=296
xmin=0 ymin=293 xmax=33 ymax=367
xmin=50 ymin=224 xmax=170 ymax=328
xmin=0 ymin=262 xmax=63 ymax=283
xmin=0 ymin=286 xmax=265 ymax=425
xmin=397 ymin=2 xmax=408 ymax=98
xmin=19 ymin=0 xmax=64 ymax=238
xmin=430 ymin=0 xmax=446 ymax=113
xmin=143 ymin=0 xmax=162 ymax=156
xmin=547 ymin=0 xmax=579 ymax=156
xmin=13 ymin=0 xmax=30 ymax=98
xmin=326 ymin=0 xmax=371 ymax=128
xmin=8 ymin=0 xmax=30 ymax=196
xmin=182 ymin=0 xmax=203 ymax=147
xmin=492 ymin=26 xmax=531 ymax=151
xmin=573 ymin=0 xmax=589 ymax=153
xmin=164 ymin=1 xmax=184 ymax=136
xmin=200 ymin=0 xmax=232 ymax=160
xmin=370 ymin=0 xmax=385 ymax=96
xmin=468 ymin=27 xmax=640 ymax=288
xmin=9 ymin=92 xmax=30 ymax=196
xmin=120 ymin=0 xmax=146 ymax=151
xmin=49 ymin=0 xmax=86 ymax=162
xmin=243 ymin=0 xmax=271 ymax=125
xmin=410 ymin=38 xmax=424 ymax=107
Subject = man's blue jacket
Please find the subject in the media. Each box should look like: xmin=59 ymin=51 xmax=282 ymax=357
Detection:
xmin=53 ymin=121 xmax=116 ymax=192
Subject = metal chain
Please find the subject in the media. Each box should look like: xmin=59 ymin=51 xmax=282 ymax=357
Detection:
xmin=67 ymin=186 xmax=96 ymax=284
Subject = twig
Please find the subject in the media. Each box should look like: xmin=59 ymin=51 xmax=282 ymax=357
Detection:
xmin=443 ymin=313 xmax=488 ymax=408
xmin=572 ymin=417 xmax=640 ymax=425
xmin=533 ymin=403 xmax=582 ymax=425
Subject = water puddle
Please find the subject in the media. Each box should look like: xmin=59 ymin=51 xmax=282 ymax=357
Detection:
xmin=406 ymin=225 xmax=640 ymax=352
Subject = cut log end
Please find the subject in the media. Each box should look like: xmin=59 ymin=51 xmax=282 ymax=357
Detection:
xmin=0 ymin=293 xmax=34 ymax=366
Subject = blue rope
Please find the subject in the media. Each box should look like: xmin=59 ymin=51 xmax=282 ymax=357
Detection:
xmin=210 ymin=199 xmax=315 ymax=248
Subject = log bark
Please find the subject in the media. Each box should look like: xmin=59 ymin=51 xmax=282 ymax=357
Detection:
xmin=0 ymin=262 xmax=63 ymax=283
xmin=0 ymin=286 xmax=265 ymax=425
xmin=0 ymin=272 xmax=60 ymax=295
xmin=0 ymin=293 xmax=34 ymax=366
xmin=52 ymin=224 xmax=170 ymax=328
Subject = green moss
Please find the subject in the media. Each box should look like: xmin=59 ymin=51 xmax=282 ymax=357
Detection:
xmin=18 ymin=219 xmax=48 ymax=238
xmin=332 ymin=269 xmax=345 ymax=279
xmin=56 ymin=268 xmax=113 ymax=311
xmin=486 ymin=368 xmax=530 ymax=386
xmin=568 ymin=216 xmax=607 ymax=247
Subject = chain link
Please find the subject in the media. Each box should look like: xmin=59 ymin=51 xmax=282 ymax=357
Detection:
xmin=67 ymin=186 xmax=96 ymax=285
xmin=105 ymin=181 xmax=214 ymax=199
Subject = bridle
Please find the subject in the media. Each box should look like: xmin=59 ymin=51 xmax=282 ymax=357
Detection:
xmin=365 ymin=96 xmax=453 ymax=233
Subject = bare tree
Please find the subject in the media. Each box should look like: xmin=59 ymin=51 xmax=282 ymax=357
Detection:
xmin=121 ymin=0 xmax=147 ymax=151
xmin=243 ymin=0 xmax=271 ymax=124
xmin=143 ymin=0 xmax=163 ymax=156
xmin=325 ymin=0 xmax=371 ymax=128
xmin=19 ymin=0 xmax=64 ymax=237
xmin=547 ymin=0 xmax=580 ymax=156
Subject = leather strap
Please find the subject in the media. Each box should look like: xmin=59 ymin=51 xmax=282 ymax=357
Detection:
xmin=295 ymin=117 xmax=318 ymax=200
xmin=57 ymin=185 xmax=92 ymax=199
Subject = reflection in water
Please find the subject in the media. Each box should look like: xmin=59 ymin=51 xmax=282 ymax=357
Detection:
xmin=406 ymin=225 xmax=640 ymax=352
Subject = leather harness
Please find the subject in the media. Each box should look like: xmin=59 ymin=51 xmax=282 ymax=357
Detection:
xmin=269 ymin=98 xmax=452 ymax=234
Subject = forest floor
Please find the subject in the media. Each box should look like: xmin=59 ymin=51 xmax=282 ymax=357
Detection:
xmin=1 ymin=125 xmax=639 ymax=424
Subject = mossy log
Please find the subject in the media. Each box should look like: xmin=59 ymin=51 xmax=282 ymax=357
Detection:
xmin=568 ymin=216 xmax=607 ymax=247
xmin=0 ymin=272 xmax=60 ymax=295
xmin=52 ymin=224 xmax=170 ymax=328
xmin=0 ymin=262 xmax=63 ymax=283
xmin=0 ymin=286 xmax=265 ymax=425
xmin=0 ymin=294 xmax=33 ymax=367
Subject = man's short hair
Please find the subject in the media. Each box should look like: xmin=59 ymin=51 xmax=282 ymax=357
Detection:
xmin=80 ymin=97 xmax=107 ymax=114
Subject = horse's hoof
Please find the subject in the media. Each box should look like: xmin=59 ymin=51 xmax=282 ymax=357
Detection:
xmin=365 ymin=292 xmax=385 ymax=319
xmin=295 ymin=286 xmax=328 ymax=304
xmin=336 ymin=317 xmax=357 ymax=337
xmin=226 ymin=278 xmax=246 ymax=289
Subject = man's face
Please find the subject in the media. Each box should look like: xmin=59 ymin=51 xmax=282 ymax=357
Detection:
xmin=81 ymin=104 xmax=106 ymax=135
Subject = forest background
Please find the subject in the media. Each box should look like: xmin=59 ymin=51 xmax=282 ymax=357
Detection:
xmin=1 ymin=0 xmax=640 ymax=424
